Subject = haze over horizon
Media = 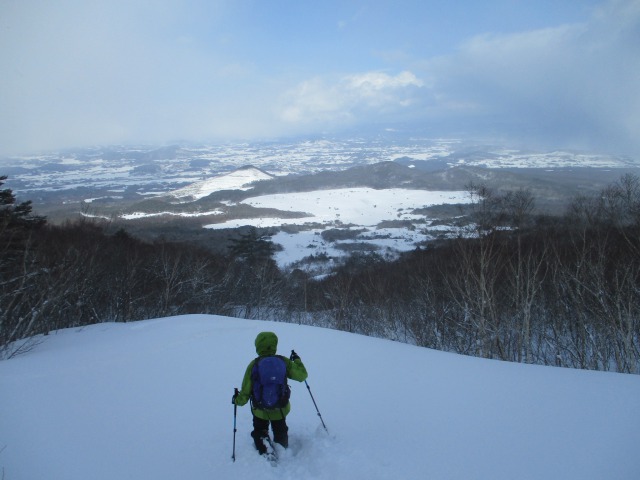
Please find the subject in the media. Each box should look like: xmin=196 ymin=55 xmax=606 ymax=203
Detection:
xmin=1 ymin=0 xmax=639 ymax=157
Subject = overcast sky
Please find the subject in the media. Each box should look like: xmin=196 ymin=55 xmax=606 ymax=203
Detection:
xmin=1 ymin=0 xmax=639 ymax=156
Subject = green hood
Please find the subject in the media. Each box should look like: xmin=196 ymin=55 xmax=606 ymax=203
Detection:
xmin=254 ymin=331 xmax=278 ymax=356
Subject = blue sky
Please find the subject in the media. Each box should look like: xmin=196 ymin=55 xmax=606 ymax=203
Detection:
xmin=1 ymin=0 xmax=638 ymax=155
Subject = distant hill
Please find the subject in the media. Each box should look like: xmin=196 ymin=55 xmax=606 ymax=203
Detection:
xmin=167 ymin=166 xmax=274 ymax=201
xmin=189 ymin=161 xmax=634 ymax=210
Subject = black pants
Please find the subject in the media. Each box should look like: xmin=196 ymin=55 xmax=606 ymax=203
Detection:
xmin=251 ymin=415 xmax=289 ymax=453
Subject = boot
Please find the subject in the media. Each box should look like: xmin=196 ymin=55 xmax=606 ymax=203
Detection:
xmin=272 ymin=420 xmax=289 ymax=449
xmin=251 ymin=429 xmax=269 ymax=455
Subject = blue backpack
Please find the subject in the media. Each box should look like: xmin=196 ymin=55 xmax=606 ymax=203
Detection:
xmin=251 ymin=355 xmax=291 ymax=410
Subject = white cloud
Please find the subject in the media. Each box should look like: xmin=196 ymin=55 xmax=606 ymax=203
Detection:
xmin=280 ymin=70 xmax=425 ymax=125
xmin=276 ymin=0 xmax=640 ymax=155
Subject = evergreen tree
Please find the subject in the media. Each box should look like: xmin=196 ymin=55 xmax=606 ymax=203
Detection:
xmin=0 ymin=176 xmax=46 ymax=231
xmin=229 ymin=227 xmax=276 ymax=264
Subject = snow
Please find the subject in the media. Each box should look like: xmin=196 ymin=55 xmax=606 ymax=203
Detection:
xmin=270 ymin=227 xmax=427 ymax=268
xmin=120 ymin=209 xmax=224 ymax=220
xmin=1 ymin=315 xmax=639 ymax=480
xmin=206 ymin=216 xmax=308 ymax=230
xmin=169 ymin=167 xmax=273 ymax=200
xmin=6 ymin=140 xmax=634 ymax=198
xmin=239 ymin=188 xmax=470 ymax=226
xmin=204 ymin=188 xmax=471 ymax=268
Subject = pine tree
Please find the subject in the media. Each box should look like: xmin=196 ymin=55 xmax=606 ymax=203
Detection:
xmin=229 ymin=227 xmax=276 ymax=264
xmin=0 ymin=176 xmax=46 ymax=231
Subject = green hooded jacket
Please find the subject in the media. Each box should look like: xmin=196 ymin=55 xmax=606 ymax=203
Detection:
xmin=235 ymin=332 xmax=308 ymax=420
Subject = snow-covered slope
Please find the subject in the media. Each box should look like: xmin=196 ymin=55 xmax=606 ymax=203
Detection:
xmin=169 ymin=167 xmax=273 ymax=200
xmin=1 ymin=316 xmax=639 ymax=480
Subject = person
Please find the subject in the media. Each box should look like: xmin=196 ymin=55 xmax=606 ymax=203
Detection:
xmin=233 ymin=331 xmax=308 ymax=455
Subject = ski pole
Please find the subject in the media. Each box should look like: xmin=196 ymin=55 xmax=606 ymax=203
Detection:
xmin=305 ymin=380 xmax=328 ymax=433
xmin=232 ymin=388 xmax=239 ymax=462
xmin=292 ymin=350 xmax=329 ymax=434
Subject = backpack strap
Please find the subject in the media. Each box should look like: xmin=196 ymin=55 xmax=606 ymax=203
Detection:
xmin=249 ymin=356 xmax=262 ymax=410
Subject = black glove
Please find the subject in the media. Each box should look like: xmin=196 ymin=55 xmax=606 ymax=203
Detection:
xmin=232 ymin=389 xmax=238 ymax=405
xmin=290 ymin=350 xmax=300 ymax=362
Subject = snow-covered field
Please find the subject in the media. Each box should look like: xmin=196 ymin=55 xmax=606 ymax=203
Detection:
xmin=204 ymin=188 xmax=471 ymax=267
xmin=198 ymin=187 xmax=470 ymax=230
xmin=239 ymin=188 xmax=470 ymax=226
xmin=1 ymin=315 xmax=639 ymax=480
